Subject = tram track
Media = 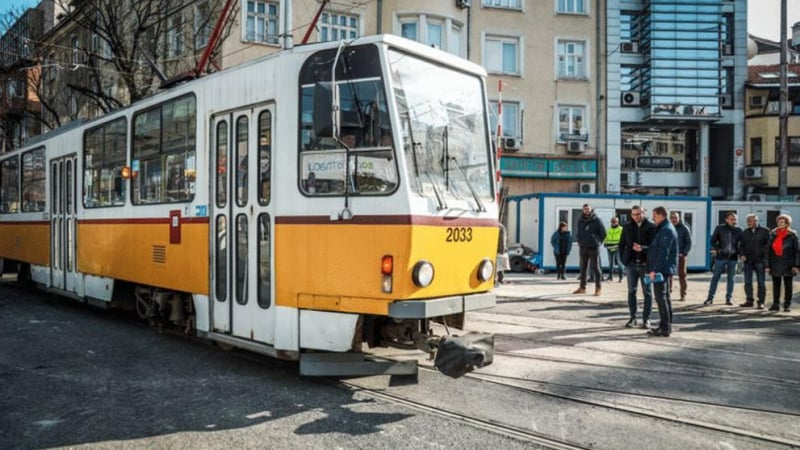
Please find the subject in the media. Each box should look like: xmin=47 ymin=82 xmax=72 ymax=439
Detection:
xmin=339 ymin=378 xmax=590 ymax=450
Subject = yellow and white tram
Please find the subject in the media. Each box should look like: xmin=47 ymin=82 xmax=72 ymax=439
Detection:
xmin=0 ymin=35 xmax=498 ymax=377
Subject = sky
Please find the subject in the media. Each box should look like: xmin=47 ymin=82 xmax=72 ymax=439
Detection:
xmin=0 ymin=0 xmax=798 ymax=41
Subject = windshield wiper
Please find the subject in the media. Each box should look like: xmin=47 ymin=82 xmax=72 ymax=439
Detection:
xmin=448 ymin=156 xmax=486 ymax=212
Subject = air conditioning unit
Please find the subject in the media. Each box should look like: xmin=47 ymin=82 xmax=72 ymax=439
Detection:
xmin=621 ymin=91 xmax=641 ymax=106
xmin=747 ymin=193 xmax=766 ymax=202
xmin=502 ymin=137 xmax=521 ymax=152
xmin=579 ymin=182 xmax=596 ymax=194
xmin=456 ymin=0 xmax=471 ymax=8
xmin=567 ymin=141 xmax=585 ymax=153
xmin=744 ymin=166 xmax=762 ymax=179
xmin=620 ymin=41 xmax=639 ymax=53
xmin=720 ymin=94 xmax=733 ymax=108
xmin=749 ymin=96 xmax=765 ymax=108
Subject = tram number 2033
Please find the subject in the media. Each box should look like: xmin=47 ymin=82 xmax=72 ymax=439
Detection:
xmin=445 ymin=227 xmax=473 ymax=242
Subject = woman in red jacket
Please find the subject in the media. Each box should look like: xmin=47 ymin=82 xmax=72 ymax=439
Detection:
xmin=765 ymin=214 xmax=800 ymax=312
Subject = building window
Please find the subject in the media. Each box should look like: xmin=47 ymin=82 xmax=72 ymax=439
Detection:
xmin=167 ymin=15 xmax=184 ymax=57
xmin=245 ymin=0 xmax=279 ymax=45
xmin=483 ymin=0 xmax=522 ymax=9
xmin=489 ymin=101 xmax=520 ymax=138
xmin=195 ymin=1 xmax=212 ymax=48
xmin=557 ymin=0 xmax=586 ymax=14
xmin=774 ymin=137 xmax=800 ymax=164
xmin=751 ymin=137 xmax=762 ymax=165
xmin=320 ymin=12 xmax=359 ymax=42
xmin=397 ymin=15 xmax=464 ymax=57
xmin=484 ymin=35 xmax=520 ymax=75
xmin=557 ymin=105 xmax=586 ymax=141
xmin=557 ymin=40 xmax=586 ymax=79
xmin=71 ymin=37 xmax=81 ymax=66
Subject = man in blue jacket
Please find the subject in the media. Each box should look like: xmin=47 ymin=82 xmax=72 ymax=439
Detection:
xmin=646 ymin=206 xmax=678 ymax=337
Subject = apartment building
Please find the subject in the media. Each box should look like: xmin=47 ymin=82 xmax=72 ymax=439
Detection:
xmin=743 ymin=63 xmax=800 ymax=200
xmin=607 ymin=0 xmax=747 ymax=199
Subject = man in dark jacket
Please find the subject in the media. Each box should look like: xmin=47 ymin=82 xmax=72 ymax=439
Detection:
xmin=704 ymin=212 xmax=743 ymax=306
xmin=573 ymin=204 xmax=606 ymax=296
xmin=670 ymin=211 xmax=692 ymax=301
xmin=618 ymin=205 xmax=656 ymax=328
xmin=738 ymin=214 xmax=770 ymax=308
xmin=646 ymin=206 xmax=678 ymax=337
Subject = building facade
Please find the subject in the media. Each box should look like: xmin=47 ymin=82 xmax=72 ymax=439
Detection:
xmin=744 ymin=64 xmax=800 ymax=200
xmin=606 ymin=0 xmax=747 ymax=199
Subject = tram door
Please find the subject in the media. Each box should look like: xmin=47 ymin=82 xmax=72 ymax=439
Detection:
xmin=50 ymin=155 xmax=77 ymax=292
xmin=210 ymin=105 xmax=275 ymax=344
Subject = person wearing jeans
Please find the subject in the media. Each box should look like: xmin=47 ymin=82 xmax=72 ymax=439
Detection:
xmin=618 ymin=205 xmax=655 ymax=328
xmin=704 ymin=212 xmax=742 ymax=306
xmin=646 ymin=206 xmax=678 ymax=337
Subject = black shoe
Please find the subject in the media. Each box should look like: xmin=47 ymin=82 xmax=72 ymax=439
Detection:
xmin=703 ymin=299 xmax=713 ymax=305
xmin=739 ymin=301 xmax=754 ymax=307
xmin=647 ymin=328 xmax=670 ymax=337
xmin=769 ymin=303 xmax=780 ymax=311
xmin=725 ymin=300 xmax=733 ymax=306
xmin=757 ymin=303 xmax=765 ymax=310
xmin=625 ymin=318 xmax=637 ymax=328
xmin=618 ymin=277 xmax=623 ymax=282
xmin=785 ymin=307 xmax=792 ymax=312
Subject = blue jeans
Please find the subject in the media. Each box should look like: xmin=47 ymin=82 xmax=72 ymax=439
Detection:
xmin=707 ymin=258 xmax=737 ymax=302
xmin=606 ymin=249 xmax=623 ymax=279
xmin=626 ymin=263 xmax=652 ymax=321
xmin=743 ymin=261 xmax=766 ymax=304
xmin=653 ymin=278 xmax=672 ymax=333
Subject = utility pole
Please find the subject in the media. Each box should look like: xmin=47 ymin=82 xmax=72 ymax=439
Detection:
xmin=779 ymin=0 xmax=789 ymax=198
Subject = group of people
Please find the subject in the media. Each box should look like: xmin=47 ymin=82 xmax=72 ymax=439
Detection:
xmin=704 ymin=212 xmax=800 ymax=312
xmin=550 ymin=204 xmax=800 ymax=338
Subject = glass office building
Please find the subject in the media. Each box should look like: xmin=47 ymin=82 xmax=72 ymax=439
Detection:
xmin=607 ymin=0 xmax=746 ymax=198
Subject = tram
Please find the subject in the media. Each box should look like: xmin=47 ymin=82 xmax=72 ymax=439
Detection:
xmin=0 ymin=35 xmax=499 ymax=377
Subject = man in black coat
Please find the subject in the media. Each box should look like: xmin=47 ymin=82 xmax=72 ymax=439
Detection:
xmin=704 ymin=212 xmax=743 ymax=306
xmin=573 ymin=204 xmax=606 ymax=296
xmin=618 ymin=205 xmax=656 ymax=328
xmin=738 ymin=214 xmax=770 ymax=308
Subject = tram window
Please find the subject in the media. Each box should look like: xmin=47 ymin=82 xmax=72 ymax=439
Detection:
xmin=216 ymin=121 xmax=228 ymax=208
xmin=132 ymin=94 xmax=196 ymax=205
xmin=257 ymin=213 xmax=271 ymax=308
xmin=66 ymin=160 xmax=73 ymax=214
xmin=215 ymin=215 xmax=227 ymax=302
xmin=21 ymin=148 xmax=45 ymax=212
xmin=298 ymin=45 xmax=397 ymax=197
xmin=258 ymin=111 xmax=271 ymax=205
xmin=235 ymin=214 xmax=248 ymax=305
xmin=235 ymin=116 xmax=248 ymax=206
xmin=0 ymin=156 xmax=19 ymax=213
xmin=84 ymin=118 xmax=126 ymax=208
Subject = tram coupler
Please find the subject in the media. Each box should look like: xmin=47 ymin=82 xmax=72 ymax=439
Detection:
xmin=430 ymin=332 xmax=494 ymax=378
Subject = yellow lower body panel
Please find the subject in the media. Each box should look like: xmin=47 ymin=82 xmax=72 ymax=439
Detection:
xmin=275 ymin=222 xmax=498 ymax=315
xmin=0 ymin=222 xmax=50 ymax=266
xmin=77 ymin=221 xmax=209 ymax=295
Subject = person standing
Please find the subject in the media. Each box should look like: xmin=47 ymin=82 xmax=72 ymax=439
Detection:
xmin=551 ymin=221 xmax=572 ymax=280
xmin=646 ymin=206 xmax=678 ymax=337
xmin=765 ymin=214 xmax=800 ymax=312
xmin=670 ymin=211 xmax=692 ymax=301
xmin=738 ymin=214 xmax=770 ymax=309
xmin=704 ymin=212 xmax=742 ymax=306
xmin=573 ymin=204 xmax=606 ymax=296
xmin=618 ymin=205 xmax=656 ymax=328
xmin=604 ymin=217 xmax=624 ymax=282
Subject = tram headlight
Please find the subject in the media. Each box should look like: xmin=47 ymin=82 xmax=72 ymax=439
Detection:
xmin=477 ymin=258 xmax=494 ymax=282
xmin=412 ymin=260 xmax=435 ymax=287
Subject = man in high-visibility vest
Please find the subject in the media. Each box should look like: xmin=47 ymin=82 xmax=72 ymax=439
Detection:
xmin=604 ymin=217 xmax=624 ymax=282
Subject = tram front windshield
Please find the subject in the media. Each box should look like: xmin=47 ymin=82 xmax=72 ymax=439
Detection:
xmin=388 ymin=49 xmax=493 ymax=206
